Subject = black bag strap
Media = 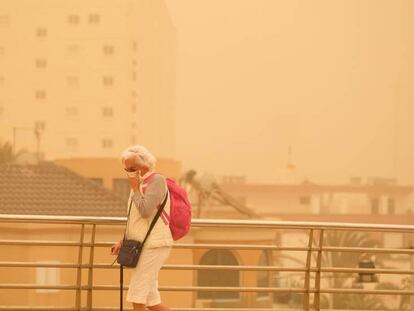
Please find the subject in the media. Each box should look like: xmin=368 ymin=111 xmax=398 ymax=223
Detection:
xmin=142 ymin=190 xmax=169 ymax=245
xmin=120 ymin=265 xmax=123 ymax=311
xmin=122 ymin=199 xmax=134 ymax=241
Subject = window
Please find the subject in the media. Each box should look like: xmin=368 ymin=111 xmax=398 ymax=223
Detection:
xmin=67 ymin=76 xmax=79 ymax=87
xmin=132 ymin=41 xmax=138 ymax=51
xmin=131 ymin=122 xmax=137 ymax=129
xmin=0 ymin=107 xmax=4 ymax=116
xmin=198 ymin=249 xmax=240 ymax=300
xmin=68 ymin=14 xmax=80 ymax=25
xmin=102 ymin=139 xmax=113 ymax=149
xmin=0 ymin=46 xmax=4 ymax=55
xmin=0 ymin=76 xmax=4 ymax=86
xmin=35 ymin=59 xmax=47 ymax=69
xmin=132 ymin=71 xmax=137 ymax=80
xmin=66 ymin=106 xmax=79 ymax=116
xmin=36 ymin=27 xmax=47 ymax=37
xmin=102 ymin=107 xmax=113 ymax=117
xmin=65 ymin=138 xmax=78 ymax=151
xmin=88 ymin=14 xmax=100 ymax=24
xmin=103 ymin=45 xmax=114 ymax=55
xmin=388 ymin=198 xmax=395 ymax=215
xmin=0 ymin=15 xmax=10 ymax=27
xmin=35 ymin=121 xmax=46 ymax=131
xmin=371 ymin=198 xmax=379 ymax=215
xmin=35 ymin=90 xmax=46 ymax=100
xmin=131 ymin=103 xmax=137 ymax=113
xmin=113 ymin=178 xmax=130 ymax=203
xmin=131 ymin=135 xmax=137 ymax=144
xmin=299 ymin=196 xmax=311 ymax=205
xmin=67 ymin=44 xmax=80 ymax=55
xmin=102 ymin=76 xmax=114 ymax=86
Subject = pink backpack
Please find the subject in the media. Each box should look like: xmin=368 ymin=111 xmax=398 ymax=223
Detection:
xmin=144 ymin=174 xmax=192 ymax=240
xmin=165 ymin=177 xmax=192 ymax=240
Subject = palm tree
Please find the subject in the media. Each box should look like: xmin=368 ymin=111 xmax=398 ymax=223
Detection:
xmin=0 ymin=141 xmax=25 ymax=164
xmin=314 ymin=231 xmax=386 ymax=309
xmin=375 ymin=281 xmax=410 ymax=311
xmin=270 ymin=231 xmax=385 ymax=309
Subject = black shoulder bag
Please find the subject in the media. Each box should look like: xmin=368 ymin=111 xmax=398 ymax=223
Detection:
xmin=116 ymin=190 xmax=168 ymax=267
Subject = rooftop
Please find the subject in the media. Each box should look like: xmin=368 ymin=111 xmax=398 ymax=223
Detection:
xmin=0 ymin=162 xmax=126 ymax=217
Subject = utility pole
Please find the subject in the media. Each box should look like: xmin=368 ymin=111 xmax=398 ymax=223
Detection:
xmin=34 ymin=126 xmax=42 ymax=161
xmin=13 ymin=126 xmax=32 ymax=154
xmin=12 ymin=125 xmax=43 ymax=161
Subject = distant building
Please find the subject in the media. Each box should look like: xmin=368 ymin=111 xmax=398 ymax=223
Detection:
xmin=216 ymin=175 xmax=414 ymax=306
xmin=219 ymin=177 xmax=414 ymax=221
xmin=0 ymin=0 xmax=176 ymax=160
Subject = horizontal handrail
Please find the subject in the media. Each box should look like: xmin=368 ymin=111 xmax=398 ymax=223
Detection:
xmin=2 ymin=261 xmax=414 ymax=275
xmin=2 ymin=214 xmax=414 ymax=232
xmin=2 ymin=282 xmax=413 ymax=296
xmin=0 ymin=308 xmax=295 ymax=311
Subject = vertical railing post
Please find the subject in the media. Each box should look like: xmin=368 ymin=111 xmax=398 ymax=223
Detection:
xmin=314 ymin=229 xmax=324 ymax=311
xmin=75 ymin=224 xmax=85 ymax=311
xmin=303 ymin=229 xmax=314 ymax=311
xmin=410 ymin=246 xmax=414 ymax=311
xmin=86 ymin=224 xmax=96 ymax=311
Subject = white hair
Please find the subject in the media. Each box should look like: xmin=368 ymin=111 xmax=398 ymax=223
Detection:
xmin=120 ymin=145 xmax=157 ymax=170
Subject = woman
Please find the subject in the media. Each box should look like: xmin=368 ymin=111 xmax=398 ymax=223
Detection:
xmin=111 ymin=145 xmax=172 ymax=311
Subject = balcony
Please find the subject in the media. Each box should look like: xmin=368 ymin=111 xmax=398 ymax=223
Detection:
xmin=1 ymin=214 xmax=414 ymax=311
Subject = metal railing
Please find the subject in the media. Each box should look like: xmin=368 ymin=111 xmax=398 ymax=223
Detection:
xmin=1 ymin=214 xmax=414 ymax=311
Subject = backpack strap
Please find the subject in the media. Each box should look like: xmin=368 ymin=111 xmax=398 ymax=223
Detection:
xmin=140 ymin=172 xmax=157 ymax=194
xmin=141 ymin=172 xmax=170 ymax=225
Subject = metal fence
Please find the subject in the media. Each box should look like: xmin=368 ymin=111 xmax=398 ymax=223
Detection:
xmin=1 ymin=214 xmax=414 ymax=311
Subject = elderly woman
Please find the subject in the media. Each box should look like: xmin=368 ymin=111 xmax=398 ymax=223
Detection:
xmin=111 ymin=145 xmax=173 ymax=311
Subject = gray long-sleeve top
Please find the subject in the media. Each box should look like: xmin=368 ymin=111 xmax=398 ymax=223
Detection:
xmin=131 ymin=174 xmax=167 ymax=218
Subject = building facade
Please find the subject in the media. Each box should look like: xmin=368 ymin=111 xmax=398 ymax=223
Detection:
xmin=219 ymin=177 xmax=414 ymax=218
xmin=0 ymin=0 xmax=176 ymax=160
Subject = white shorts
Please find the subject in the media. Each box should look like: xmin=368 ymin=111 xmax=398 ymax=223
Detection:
xmin=126 ymin=247 xmax=171 ymax=306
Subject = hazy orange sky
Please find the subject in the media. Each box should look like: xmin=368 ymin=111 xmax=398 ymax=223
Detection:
xmin=165 ymin=0 xmax=414 ymax=185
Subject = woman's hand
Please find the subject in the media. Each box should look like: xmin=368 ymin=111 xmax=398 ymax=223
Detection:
xmin=128 ymin=170 xmax=144 ymax=192
xmin=110 ymin=240 xmax=123 ymax=256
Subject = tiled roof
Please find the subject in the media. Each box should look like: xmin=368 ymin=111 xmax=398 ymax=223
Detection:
xmin=0 ymin=162 xmax=127 ymax=217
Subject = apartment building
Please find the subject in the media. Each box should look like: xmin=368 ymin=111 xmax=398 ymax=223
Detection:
xmin=0 ymin=0 xmax=176 ymax=160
